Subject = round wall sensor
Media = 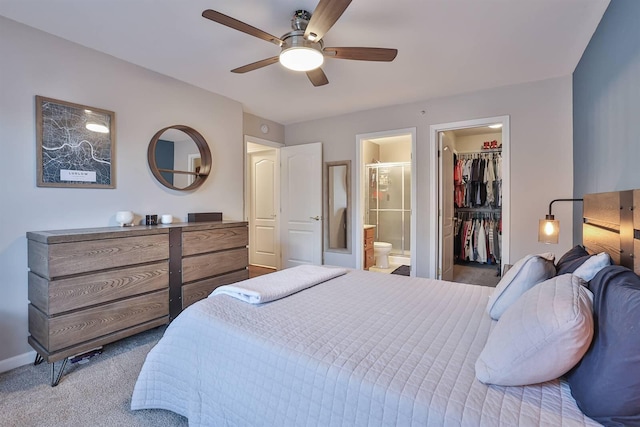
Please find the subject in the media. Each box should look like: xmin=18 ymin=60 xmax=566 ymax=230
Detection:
xmin=260 ymin=124 xmax=269 ymax=134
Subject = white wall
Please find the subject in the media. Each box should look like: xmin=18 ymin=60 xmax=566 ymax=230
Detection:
xmin=0 ymin=17 xmax=244 ymax=370
xmin=286 ymin=76 xmax=575 ymax=276
xmin=243 ymin=112 xmax=285 ymax=143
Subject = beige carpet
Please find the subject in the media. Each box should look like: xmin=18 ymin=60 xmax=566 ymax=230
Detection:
xmin=452 ymin=263 xmax=501 ymax=287
xmin=0 ymin=326 xmax=187 ymax=427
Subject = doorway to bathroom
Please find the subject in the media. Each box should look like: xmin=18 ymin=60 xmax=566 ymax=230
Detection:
xmin=355 ymin=128 xmax=416 ymax=276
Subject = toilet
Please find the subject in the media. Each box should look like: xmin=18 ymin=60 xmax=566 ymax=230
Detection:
xmin=373 ymin=242 xmax=392 ymax=268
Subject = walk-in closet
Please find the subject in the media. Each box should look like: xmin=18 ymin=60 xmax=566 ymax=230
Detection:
xmin=446 ymin=127 xmax=503 ymax=286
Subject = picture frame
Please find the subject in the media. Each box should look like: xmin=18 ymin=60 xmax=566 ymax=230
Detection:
xmin=36 ymin=95 xmax=116 ymax=188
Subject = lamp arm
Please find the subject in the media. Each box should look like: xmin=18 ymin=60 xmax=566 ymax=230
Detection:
xmin=548 ymin=198 xmax=584 ymax=217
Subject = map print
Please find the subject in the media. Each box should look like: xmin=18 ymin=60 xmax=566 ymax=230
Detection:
xmin=40 ymin=99 xmax=112 ymax=186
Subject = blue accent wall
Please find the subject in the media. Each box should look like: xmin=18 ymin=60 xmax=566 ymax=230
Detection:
xmin=156 ymin=139 xmax=174 ymax=185
xmin=573 ymin=0 xmax=640 ymax=242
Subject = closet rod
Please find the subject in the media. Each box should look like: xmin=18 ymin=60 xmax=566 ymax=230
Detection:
xmin=455 ymin=207 xmax=501 ymax=212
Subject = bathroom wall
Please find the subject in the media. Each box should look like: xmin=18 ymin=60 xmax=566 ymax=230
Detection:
xmin=362 ymin=140 xmax=380 ymax=165
xmin=379 ymin=139 xmax=411 ymax=163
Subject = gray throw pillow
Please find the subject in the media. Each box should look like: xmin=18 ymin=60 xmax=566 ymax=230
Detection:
xmin=477 ymin=274 xmax=593 ymax=386
xmin=566 ymin=265 xmax=640 ymax=426
xmin=486 ymin=253 xmax=556 ymax=320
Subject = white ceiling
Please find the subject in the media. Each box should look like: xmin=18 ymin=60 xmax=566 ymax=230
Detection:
xmin=0 ymin=0 xmax=609 ymax=125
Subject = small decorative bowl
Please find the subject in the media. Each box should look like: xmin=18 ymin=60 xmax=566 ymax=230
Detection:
xmin=116 ymin=210 xmax=134 ymax=227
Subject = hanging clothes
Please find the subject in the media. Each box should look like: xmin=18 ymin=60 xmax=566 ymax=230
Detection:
xmin=453 ymin=212 xmax=502 ymax=265
xmin=453 ymin=151 xmax=502 ymax=209
xmin=452 ymin=149 xmax=502 ymax=267
xmin=477 ymin=219 xmax=487 ymax=263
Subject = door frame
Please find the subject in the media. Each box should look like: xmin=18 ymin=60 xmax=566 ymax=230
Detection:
xmin=355 ymin=127 xmax=417 ymax=276
xmin=429 ymin=115 xmax=510 ymax=278
xmin=244 ymin=135 xmax=284 ymax=270
xmin=438 ymin=132 xmax=455 ymax=281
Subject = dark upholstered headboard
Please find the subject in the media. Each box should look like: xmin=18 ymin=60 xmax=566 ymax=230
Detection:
xmin=582 ymin=189 xmax=640 ymax=274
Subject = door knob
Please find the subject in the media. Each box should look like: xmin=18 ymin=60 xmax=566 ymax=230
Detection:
xmin=310 ymin=216 xmax=322 ymax=221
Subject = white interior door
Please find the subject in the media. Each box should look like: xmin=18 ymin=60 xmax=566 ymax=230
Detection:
xmin=280 ymin=142 xmax=323 ymax=268
xmin=439 ymin=132 xmax=454 ymax=281
xmin=249 ymin=150 xmax=278 ymax=268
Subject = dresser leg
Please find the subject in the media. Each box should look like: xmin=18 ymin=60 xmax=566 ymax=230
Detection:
xmin=34 ymin=353 xmax=44 ymax=366
xmin=51 ymin=358 xmax=68 ymax=387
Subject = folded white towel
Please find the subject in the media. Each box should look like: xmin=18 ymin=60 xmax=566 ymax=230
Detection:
xmin=211 ymin=264 xmax=350 ymax=304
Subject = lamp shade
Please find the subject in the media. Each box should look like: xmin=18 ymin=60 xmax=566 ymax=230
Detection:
xmin=279 ymin=46 xmax=324 ymax=71
xmin=538 ymin=216 xmax=559 ymax=244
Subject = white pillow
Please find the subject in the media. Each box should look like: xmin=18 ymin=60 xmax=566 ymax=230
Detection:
xmin=573 ymin=252 xmax=611 ymax=282
xmin=475 ymin=274 xmax=594 ymax=386
xmin=486 ymin=253 xmax=556 ymax=320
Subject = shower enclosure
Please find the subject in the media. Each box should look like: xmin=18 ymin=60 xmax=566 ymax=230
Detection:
xmin=366 ymin=162 xmax=411 ymax=257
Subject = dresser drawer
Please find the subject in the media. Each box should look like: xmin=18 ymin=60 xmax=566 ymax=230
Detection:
xmin=182 ymin=269 xmax=249 ymax=309
xmin=182 ymin=247 xmax=248 ymax=283
xmin=28 ymin=234 xmax=169 ymax=278
xmin=28 ymin=261 xmax=169 ymax=315
xmin=182 ymin=226 xmax=248 ymax=256
xmin=29 ymin=289 xmax=169 ymax=352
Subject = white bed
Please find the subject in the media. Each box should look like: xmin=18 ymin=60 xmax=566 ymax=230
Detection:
xmin=131 ymin=268 xmax=598 ymax=426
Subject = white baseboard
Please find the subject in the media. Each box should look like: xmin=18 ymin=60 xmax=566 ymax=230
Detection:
xmin=0 ymin=350 xmax=37 ymax=374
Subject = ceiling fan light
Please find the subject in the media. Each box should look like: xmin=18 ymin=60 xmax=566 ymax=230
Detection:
xmin=86 ymin=122 xmax=109 ymax=133
xmin=279 ymin=47 xmax=324 ymax=72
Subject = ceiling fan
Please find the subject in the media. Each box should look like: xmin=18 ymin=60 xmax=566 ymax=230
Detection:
xmin=202 ymin=0 xmax=398 ymax=87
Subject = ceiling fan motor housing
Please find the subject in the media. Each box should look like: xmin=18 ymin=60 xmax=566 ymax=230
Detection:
xmin=292 ymin=10 xmax=312 ymax=31
xmin=281 ymin=30 xmax=324 ymax=51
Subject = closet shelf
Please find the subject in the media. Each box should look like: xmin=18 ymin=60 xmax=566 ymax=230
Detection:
xmin=457 ymin=148 xmax=502 ymax=154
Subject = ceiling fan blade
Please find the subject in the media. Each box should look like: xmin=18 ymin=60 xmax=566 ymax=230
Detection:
xmin=202 ymin=9 xmax=283 ymax=46
xmin=324 ymin=47 xmax=398 ymax=62
xmin=231 ymin=57 xmax=280 ymax=74
xmin=307 ymin=68 xmax=329 ymax=87
xmin=304 ymin=0 xmax=352 ymax=42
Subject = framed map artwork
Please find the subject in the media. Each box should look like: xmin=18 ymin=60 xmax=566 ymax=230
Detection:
xmin=36 ymin=96 xmax=115 ymax=188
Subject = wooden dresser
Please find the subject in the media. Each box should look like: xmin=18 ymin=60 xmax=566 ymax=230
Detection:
xmin=180 ymin=223 xmax=249 ymax=310
xmin=27 ymin=220 xmax=247 ymax=384
xmin=364 ymin=226 xmax=375 ymax=270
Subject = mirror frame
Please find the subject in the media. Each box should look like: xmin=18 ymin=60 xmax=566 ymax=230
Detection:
xmin=147 ymin=125 xmax=212 ymax=191
xmin=325 ymin=160 xmax=352 ymax=254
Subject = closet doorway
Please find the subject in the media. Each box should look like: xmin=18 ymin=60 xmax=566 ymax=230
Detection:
xmin=429 ymin=116 xmax=510 ymax=285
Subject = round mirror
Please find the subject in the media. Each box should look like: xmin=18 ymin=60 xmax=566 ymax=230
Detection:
xmin=147 ymin=125 xmax=212 ymax=191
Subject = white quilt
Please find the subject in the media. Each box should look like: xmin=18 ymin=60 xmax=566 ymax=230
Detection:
xmin=131 ymin=269 xmax=600 ymax=426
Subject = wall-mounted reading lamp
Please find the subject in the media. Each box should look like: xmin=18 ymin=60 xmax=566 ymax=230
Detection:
xmin=538 ymin=198 xmax=584 ymax=244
